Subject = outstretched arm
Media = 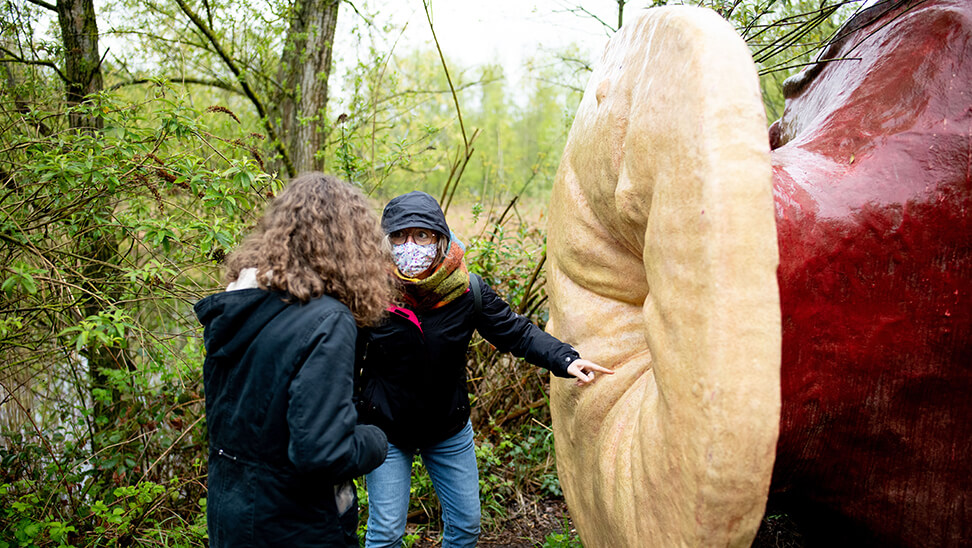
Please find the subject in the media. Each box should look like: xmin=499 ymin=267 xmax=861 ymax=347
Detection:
xmin=475 ymin=280 xmax=612 ymax=384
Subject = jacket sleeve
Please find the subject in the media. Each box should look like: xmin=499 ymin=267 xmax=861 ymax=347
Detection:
xmin=286 ymin=308 xmax=388 ymax=481
xmin=474 ymin=281 xmax=579 ymax=378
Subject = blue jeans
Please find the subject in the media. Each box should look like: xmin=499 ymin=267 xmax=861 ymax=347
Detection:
xmin=364 ymin=420 xmax=480 ymax=548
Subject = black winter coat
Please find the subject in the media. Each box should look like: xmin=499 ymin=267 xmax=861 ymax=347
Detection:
xmin=195 ymin=288 xmax=387 ymax=547
xmin=355 ymin=279 xmax=579 ymax=451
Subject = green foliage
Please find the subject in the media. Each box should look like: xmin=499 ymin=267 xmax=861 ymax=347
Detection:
xmin=542 ymin=517 xmax=584 ymax=548
xmin=0 ymin=80 xmax=273 ymax=546
xmin=2 ymin=264 xmax=43 ymax=296
xmin=487 ymin=420 xmax=562 ymax=499
xmin=475 ymin=439 xmax=514 ymax=525
xmin=325 ymin=39 xmax=582 ymax=204
xmin=0 ymin=478 xmax=207 ymax=547
xmin=59 ymin=309 xmax=134 ymax=352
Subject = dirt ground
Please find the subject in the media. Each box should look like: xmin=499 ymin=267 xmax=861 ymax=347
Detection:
xmin=401 ymin=497 xmax=805 ymax=548
xmin=403 ymin=497 xmax=575 ymax=547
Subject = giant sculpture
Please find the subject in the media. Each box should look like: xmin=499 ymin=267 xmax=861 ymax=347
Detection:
xmin=546 ymin=1 xmax=971 ymax=547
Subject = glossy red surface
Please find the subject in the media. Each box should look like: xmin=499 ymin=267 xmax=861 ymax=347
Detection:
xmin=769 ymin=1 xmax=971 ymax=545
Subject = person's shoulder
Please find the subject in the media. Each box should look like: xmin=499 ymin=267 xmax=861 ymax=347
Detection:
xmin=475 ymin=276 xmax=506 ymax=304
xmin=283 ymin=296 xmax=355 ymax=348
xmin=258 ymin=292 xmax=351 ymax=327
xmin=195 ymin=287 xmax=276 ymax=324
xmin=304 ymin=293 xmax=356 ymax=325
xmin=297 ymin=292 xmax=346 ymax=312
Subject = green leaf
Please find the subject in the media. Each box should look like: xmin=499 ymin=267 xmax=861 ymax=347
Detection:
xmin=2 ymin=264 xmax=43 ymax=296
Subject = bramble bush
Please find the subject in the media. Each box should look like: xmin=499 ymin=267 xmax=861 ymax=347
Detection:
xmin=0 ymin=85 xmax=274 ymax=547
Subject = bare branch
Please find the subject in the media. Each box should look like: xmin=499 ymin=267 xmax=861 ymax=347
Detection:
xmin=25 ymin=0 xmax=56 ymax=11
xmin=342 ymin=0 xmax=374 ymax=25
xmin=0 ymin=57 xmax=56 ymax=69
xmin=383 ymin=76 xmax=504 ymax=102
xmin=0 ymin=45 xmax=67 ymax=83
xmin=108 ymin=77 xmax=243 ymax=95
xmin=422 ymin=1 xmax=468 ymax=149
xmin=563 ymin=4 xmax=616 ymax=33
xmin=171 ymin=0 xmax=294 ymax=176
xmin=758 ymin=55 xmax=862 ymax=76
xmin=530 ymin=75 xmax=584 ymax=94
xmin=423 ymin=0 xmax=479 ymax=211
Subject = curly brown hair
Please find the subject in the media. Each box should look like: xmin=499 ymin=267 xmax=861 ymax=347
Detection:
xmin=223 ymin=172 xmax=394 ymax=326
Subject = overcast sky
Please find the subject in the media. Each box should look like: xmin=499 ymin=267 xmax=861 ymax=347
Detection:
xmin=335 ymin=1 xmax=633 ymax=86
xmin=386 ymin=1 xmax=618 ymax=65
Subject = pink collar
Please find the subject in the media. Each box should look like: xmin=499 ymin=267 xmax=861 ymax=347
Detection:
xmin=387 ymin=305 xmax=422 ymax=334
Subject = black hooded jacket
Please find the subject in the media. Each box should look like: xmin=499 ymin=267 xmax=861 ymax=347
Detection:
xmin=195 ymin=288 xmax=387 ymax=547
xmin=356 ymin=192 xmax=580 ymax=450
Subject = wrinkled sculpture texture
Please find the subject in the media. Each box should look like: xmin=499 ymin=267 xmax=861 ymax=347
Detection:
xmin=547 ymin=6 xmax=781 ymax=547
xmin=547 ymin=1 xmax=971 ymax=547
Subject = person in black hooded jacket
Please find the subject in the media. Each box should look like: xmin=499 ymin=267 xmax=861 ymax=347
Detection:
xmin=194 ymin=173 xmax=396 ymax=547
xmin=356 ymin=191 xmax=612 ymax=548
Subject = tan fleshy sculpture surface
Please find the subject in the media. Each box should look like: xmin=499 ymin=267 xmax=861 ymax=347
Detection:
xmin=546 ymin=7 xmax=781 ymax=547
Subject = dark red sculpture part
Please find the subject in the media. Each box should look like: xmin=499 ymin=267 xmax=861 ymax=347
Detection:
xmin=769 ymin=0 xmax=971 ymax=545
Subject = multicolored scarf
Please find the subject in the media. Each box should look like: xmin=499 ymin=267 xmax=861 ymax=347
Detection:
xmin=395 ymin=239 xmax=469 ymax=310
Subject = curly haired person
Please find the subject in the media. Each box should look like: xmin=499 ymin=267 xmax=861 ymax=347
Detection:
xmin=195 ymin=173 xmax=394 ymax=547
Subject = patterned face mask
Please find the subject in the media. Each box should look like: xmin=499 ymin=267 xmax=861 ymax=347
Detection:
xmin=393 ymin=242 xmax=438 ymax=277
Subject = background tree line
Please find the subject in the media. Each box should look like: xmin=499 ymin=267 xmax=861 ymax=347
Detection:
xmin=0 ymin=0 xmax=859 ymax=545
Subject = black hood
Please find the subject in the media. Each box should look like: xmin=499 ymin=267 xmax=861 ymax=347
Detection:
xmin=381 ymin=191 xmax=450 ymax=238
xmin=194 ymin=289 xmax=289 ymax=366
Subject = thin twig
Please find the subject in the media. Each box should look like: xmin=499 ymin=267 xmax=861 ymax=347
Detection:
xmin=517 ymin=251 xmax=546 ymax=316
xmin=138 ymin=414 xmax=204 ymax=483
xmin=171 ymin=0 xmax=293 ymax=176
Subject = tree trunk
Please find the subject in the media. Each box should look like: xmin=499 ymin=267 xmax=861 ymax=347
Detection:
xmin=56 ymin=0 xmax=103 ymax=131
xmin=57 ymin=0 xmax=125 ymax=442
xmin=276 ymin=0 xmax=340 ymax=174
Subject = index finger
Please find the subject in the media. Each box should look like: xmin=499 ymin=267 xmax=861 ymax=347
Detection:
xmin=585 ymin=363 xmax=615 ymax=374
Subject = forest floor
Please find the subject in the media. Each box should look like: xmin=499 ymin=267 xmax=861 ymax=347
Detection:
xmin=401 ymin=497 xmax=806 ymax=547
xmin=403 ymin=497 xmax=574 ymax=547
